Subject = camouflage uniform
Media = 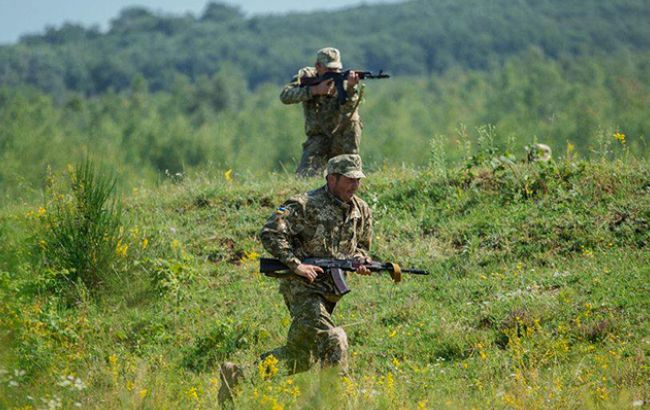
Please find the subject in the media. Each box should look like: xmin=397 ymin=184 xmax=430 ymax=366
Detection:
xmin=260 ymin=156 xmax=372 ymax=373
xmin=280 ymin=49 xmax=363 ymax=177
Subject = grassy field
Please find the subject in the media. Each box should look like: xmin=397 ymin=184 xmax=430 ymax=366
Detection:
xmin=0 ymin=145 xmax=648 ymax=408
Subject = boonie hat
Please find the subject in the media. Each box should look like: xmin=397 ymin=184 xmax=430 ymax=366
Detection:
xmin=327 ymin=154 xmax=365 ymax=178
xmin=530 ymin=143 xmax=552 ymax=162
xmin=316 ymin=47 xmax=342 ymax=69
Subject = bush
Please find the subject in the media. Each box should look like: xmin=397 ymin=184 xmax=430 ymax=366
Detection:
xmin=42 ymin=160 xmax=124 ymax=290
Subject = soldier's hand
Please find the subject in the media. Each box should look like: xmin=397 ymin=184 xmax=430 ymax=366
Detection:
xmin=355 ymin=257 xmax=372 ymax=275
xmin=295 ymin=263 xmax=324 ymax=283
xmin=310 ymin=80 xmax=335 ymax=96
xmin=355 ymin=265 xmax=371 ymax=275
xmin=347 ymin=70 xmax=360 ymax=87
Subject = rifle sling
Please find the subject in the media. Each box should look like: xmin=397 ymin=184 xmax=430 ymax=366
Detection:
xmin=388 ymin=262 xmax=401 ymax=283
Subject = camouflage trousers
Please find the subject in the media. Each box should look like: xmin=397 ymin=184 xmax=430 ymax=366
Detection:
xmin=261 ymin=280 xmax=348 ymax=374
xmin=296 ymin=120 xmax=362 ymax=177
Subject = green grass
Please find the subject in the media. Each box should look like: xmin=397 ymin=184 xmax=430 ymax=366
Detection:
xmin=0 ymin=154 xmax=648 ymax=409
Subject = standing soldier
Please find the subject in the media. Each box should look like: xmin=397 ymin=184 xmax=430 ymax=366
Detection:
xmin=281 ymin=48 xmax=363 ymax=177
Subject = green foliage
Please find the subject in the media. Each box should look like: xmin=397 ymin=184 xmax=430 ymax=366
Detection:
xmin=41 ymin=160 xmax=124 ymax=291
xmin=181 ymin=320 xmax=251 ymax=372
xmin=1 ymin=51 xmax=649 ymax=203
xmin=148 ymin=257 xmax=196 ymax=294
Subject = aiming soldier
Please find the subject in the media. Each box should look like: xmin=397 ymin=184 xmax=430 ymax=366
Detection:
xmin=281 ymin=48 xmax=363 ymax=177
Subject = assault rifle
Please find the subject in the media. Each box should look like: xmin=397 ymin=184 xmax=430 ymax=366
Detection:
xmin=299 ymin=69 xmax=390 ymax=105
xmin=259 ymin=257 xmax=429 ymax=296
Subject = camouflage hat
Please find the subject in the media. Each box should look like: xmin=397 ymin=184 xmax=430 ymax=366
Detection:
xmin=316 ymin=47 xmax=342 ymax=69
xmin=327 ymin=154 xmax=366 ymax=178
xmin=528 ymin=143 xmax=552 ymax=162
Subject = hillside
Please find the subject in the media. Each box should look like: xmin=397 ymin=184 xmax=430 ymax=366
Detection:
xmin=0 ymin=0 xmax=649 ymax=95
xmin=1 ymin=152 xmax=648 ymax=408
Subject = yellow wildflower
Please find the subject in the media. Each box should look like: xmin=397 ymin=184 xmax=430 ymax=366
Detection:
xmin=567 ymin=142 xmax=575 ymax=155
xmin=115 ymin=240 xmax=129 ymax=257
xmin=384 ymin=372 xmax=395 ymax=397
xmin=186 ymin=386 xmax=199 ymax=401
xmin=258 ymin=354 xmax=279 ymax=380
xmin=224 ymin=169 xmax=233 ymax=182
xmin=141 ymin=238 xmax=149 ymax=250
xmin=341 ymin=376 xmax=356 ymax=395
xmin=503 ymin=393 xmax=517 ymax=407
xmin=241 ymin=250 xmax=260 ymax=263
xmin=139 ymin=389 xmax=148 ymax=399
xmin=613 ymin=132 xmax=625 ymax=144
xmin=108 ymin=354 xmax=119 ymax=384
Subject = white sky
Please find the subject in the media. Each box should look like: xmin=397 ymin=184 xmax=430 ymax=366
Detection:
xmin=0 ymin=0 xmax=398 ymax=45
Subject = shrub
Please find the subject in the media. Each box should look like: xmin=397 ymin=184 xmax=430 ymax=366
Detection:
xmin=42 ymin=160 xmax=123 ymax=290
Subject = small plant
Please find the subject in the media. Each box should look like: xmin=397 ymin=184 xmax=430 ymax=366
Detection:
xmin=429 ymin=134 xmax=448 ymax=180
xmin=42 ymin=160 xmax=124 ymax=290
xmin=181 ymin=320 xmax=250 ymax=372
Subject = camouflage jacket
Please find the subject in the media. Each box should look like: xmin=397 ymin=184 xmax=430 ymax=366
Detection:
xmin=279 ymin=66 xmax=361 ymax=137
xmin=260 ymin=185 xmax=372 ymax=297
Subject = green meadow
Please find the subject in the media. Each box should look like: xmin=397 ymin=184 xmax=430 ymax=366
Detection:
xmin=1 ymin=136 xmax=648 ymax=408
xmin=1 ymin=1 xmax=649 ymax=407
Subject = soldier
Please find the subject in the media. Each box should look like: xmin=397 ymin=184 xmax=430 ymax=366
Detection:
xmin=218 ymin=154 xmax=372 ymax=405
xmin=259 ymin=153 xmax=372 ymax=373
xmin=281 ymin=48 xmax=363 ymax=177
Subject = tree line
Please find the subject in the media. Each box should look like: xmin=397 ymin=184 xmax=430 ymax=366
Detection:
xmin=0 ymin=0 xmax=649 ymax=96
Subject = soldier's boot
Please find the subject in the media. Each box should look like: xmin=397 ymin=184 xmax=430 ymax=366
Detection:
xmin=218 ymin=362 xmax=244 ymax=407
